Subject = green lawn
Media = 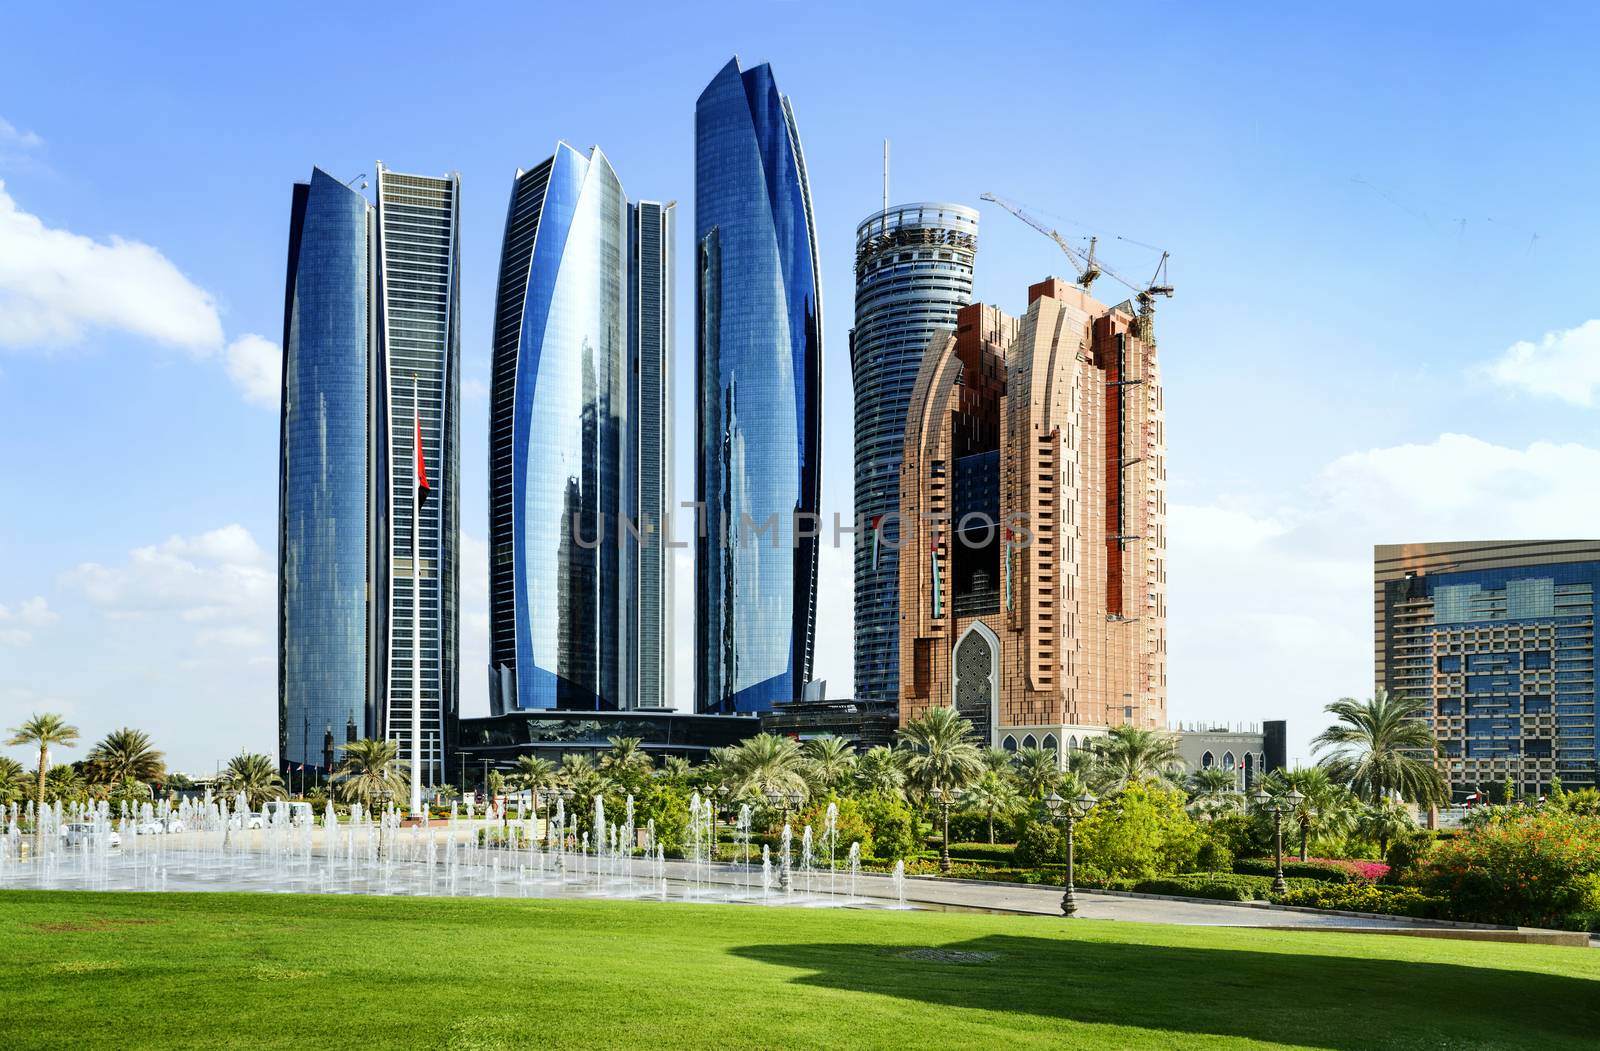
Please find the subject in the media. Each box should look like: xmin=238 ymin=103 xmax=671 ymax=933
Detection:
xmin=1 ymin=891 xmax=1595 ymax=1050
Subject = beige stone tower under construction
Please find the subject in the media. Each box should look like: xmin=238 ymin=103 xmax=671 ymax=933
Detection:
xmin=898 ymin=277 xmax=1167 ymax=758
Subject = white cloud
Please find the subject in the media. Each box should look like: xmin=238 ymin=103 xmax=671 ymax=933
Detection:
xmin=0 ymin=117 xmax=42 ymax=151
xmin=225 ymin=334 xmax=281 ymax=408
xmin=62 ymin=524 xmax=271 ymax=625
xmin=0 ymin=596 xmax=57 ymax=646
xmin=0 ymin=181 xmax=224 ymax=353
xmin=1170 ymin=433 xmax=1600 ymax=764
xmin=1479 ymin=319 xmax=1600 ymax=406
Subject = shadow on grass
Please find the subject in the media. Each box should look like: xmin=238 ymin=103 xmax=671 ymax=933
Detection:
xmin=731 ymin=933 xmax=1600 ymax=1049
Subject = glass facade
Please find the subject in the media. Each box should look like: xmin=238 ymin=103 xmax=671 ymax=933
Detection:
xmin=1382 ymin=556 xmax=1599 ymax=793
xmin=631 ymin=201 xmax=675 ymax=710
xmin=850 ymin=203 xmax=977 ymax=704
xmin=695 ymin=57 xmax=823 ymax=714
xmin=490 ymin=144 xmax=633 ymax=711
xmin=375 ymin=166 xmax=460 ymax=789
xmin=278 ymin=169 xmax=380 ymax=772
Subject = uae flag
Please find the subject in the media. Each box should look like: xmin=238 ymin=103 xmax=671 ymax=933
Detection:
xmin=930 ymin=540 xmax=942 ymax=619
xmin=870 ymin=515 xmax=883 ymax=571
xmin=414 ymin=402 xmax=431 ymax=509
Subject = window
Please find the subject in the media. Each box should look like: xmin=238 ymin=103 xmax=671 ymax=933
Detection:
xmin=1201 ymin=751 xmax=1214 ymax=769
xmin=1223 ymin=751 xmax=1236 ymax=770
xmin=1002 ymin=735 xmax=1017 ymax=753
xmin=1023 ymin=734 xmax=1037 ymax=749
xmin=1043 ymin=734 xmax=1058 ymax=755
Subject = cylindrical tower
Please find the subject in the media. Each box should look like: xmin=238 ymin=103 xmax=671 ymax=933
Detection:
xmin=851 ymin=202 xmax=978 ymax=706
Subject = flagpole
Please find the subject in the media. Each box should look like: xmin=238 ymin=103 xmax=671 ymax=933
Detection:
xmin=410 ymin=374 xmax=424 ymax=818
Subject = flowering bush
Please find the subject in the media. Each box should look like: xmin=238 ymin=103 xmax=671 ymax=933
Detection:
xmin=1422 ymin=810 xmax=1600 ymax=928
xmin=1234 ymin=857 xmax=1388 ymax=883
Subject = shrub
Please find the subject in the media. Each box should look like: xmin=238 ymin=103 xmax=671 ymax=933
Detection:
xmin=1422 ymin=810 xmax=1600 ymax=927
xmin=1132 ymin=874 xmax=1273 ymax=902
xmin=1195 ymin=838 xmax=1234 ymax=873
xmin=1383 ymin=831 xmax=1435 ymax=882
xmin=856 ymin=791 xmax=917 ymax=863
xmin=1274 ymin=882 xmax=1447 ymax=919
xmin=1205 ymin=813 xmax=1270 ymax=858
xmin=1234 ymin=858 xmax=1364 ymax=883
xmin=1013 ymin=819 xmax=1065 ymax=868
xmin=946 ymin=842 xmax=1015 ymax=864
xmin=795 ymin=795 xmax=874 ymax=863
xmin=1074 ymin=784 xmax=1202 ymax=880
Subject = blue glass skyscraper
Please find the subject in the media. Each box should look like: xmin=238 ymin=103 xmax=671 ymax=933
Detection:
xmin=278 ymin=169 xmax=382 ymax=772
xmin=489 ymin=145 xmax=671 ymax=712
xmin=695 ymin=58 xmax=823 ymax=714
xmin=851 ymin=203 xmax=978 ymax=707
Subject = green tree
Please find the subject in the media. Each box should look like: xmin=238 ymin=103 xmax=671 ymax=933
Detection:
xmin=220 ymin=752 xmax=286 ymax=811
xmin=658 ymin=756 xmax=691 ymax=787
xmin=1012 ymin=747 xmax=1060 ymax=799
xmin=1089 ymin=725 xmax=1184 ymax=795
xmin=1075 ymin=782 xmax=1203 ymax=881
xmin=1312 ymin=689 xmax=1446 ymax=806
xmin=896 ymin=706 xmax=983 ymax=798
xmin=328 ymin=740 xmax=402 ymax=811
xmin=5 ymin=712 xmax=80 ymax=823
xmin=1357 ymin=798 xmax=1417 ymax=858
xmin=724 ymin=734 xmax=811 ymax=801
xmin=857 ymin=791 xmax=920 ymax=863
xmin=1186 ymin=766 xmax=1244 ymax=821
xmin=1268 ymin=767 xmax=1356 ymax=861
xmin=0 ymin=756 xmax=27 ymax=805
xmin=510 ymin=755 xmax=557 ymax=796
xmin=801 ymin=735 xmax=857 ymax=794
xmin=854 ymin=746 xmax=906 ymax=798
xmin=962 ymin=770 xmax=1021 ymax=844
xmin=44 ymin=764 xmax=87 ymax=804
xmin=600 ymin=737 xmax=652 ymax=794
xmin=84 ymin=727 xmax=166 ymax=787
xmin=981 ymin=747 xmax=1014 ymax=774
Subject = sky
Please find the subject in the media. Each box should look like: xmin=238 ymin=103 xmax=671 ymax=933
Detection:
xmin=3 ymin=1 xmax=1599 ymax=775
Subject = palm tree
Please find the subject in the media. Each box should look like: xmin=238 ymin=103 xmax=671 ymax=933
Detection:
xmin=802 ymin=735 xmax=857 ymax=793
xmin=1090 ymin=725 xmax=1184 ymax=794
xmin=44 ymin=764 xmax=87 ymax=804
xmin=897 ymin=706 xmax=984 ymax=798
xmin=855 ymin=746 xmax=906 ymax=798
xmin=600 ymin=736 xmax=652 ymax=793
xmin=981 ymin=747 xmax=1014 ymax=774
xmin=1012 ymin=747 xmax=1061 ymax=799
xmin=330 ymin=739 xmax=407 ymax=811
xmin=6 ymin=713 xmax=80 ymax=822
xmin=658 ymin=756 xmax=691 ymax=785
xmin=510 ymin=755 xmax=556 ymax=796
xmin=962 ymin=770 xmax=1021 ymax=844
xmin=1357 ymin=798 xmax=1416 ymax=858
xmin=1186 ymin=766 xmax=1244 ymax=821
xmin=85 ymin=727 xmax=166 ymax=787
xmin=221 ymin=752 xmax=287 ymax=811
xmin=724 ymin=734 xmax=810 ymax=801
xmin=1270 ymin=767 xmax=1356 ymax=860
xmin=0 ymin=756 xmax=26 ymax=805
xmin=558 ymin=753 xmax=598 ymax=788
xmin=1312 ymin=689 xmax=1446 ymax=806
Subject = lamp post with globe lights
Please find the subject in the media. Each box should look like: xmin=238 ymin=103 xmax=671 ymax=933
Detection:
xmin=1043 ymin=788 xmax=1098 ymax=916
xmin=930 ymin=786 xmax=958 ymax=873
xmin=1252 ymin=786 xmax=1303 ymax=895
xmin=764 ymin=789 xmax=803 ymax=891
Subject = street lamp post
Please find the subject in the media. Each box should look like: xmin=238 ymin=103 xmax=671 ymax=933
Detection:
xmin=1044 ymin=789 xmax=1098 ymax=916
xmin=560 ymin=789 xmax=575 ymax=852
xmin=1253 ymin=787 xmax=1303 ymax=895
xmin=764 ymin=789 xmax=801 ymax=891
xmin=930 ymin=786 xmax=957 ymax=873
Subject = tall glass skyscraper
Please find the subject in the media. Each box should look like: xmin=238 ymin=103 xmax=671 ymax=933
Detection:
xmin=695 ymin=57 xmax=823 ymax=714
xmin=279 ymin=169 xmax=383 ymax=773
xmin=375 ymin=164 xmax=461 ymax=790
xmin=632 ymin=200 xmax=676 ymax=710
xmin=489 ymin=144 xmax=671 ymax=712
xmin=851 ymin=203 xmax=977 ymax=706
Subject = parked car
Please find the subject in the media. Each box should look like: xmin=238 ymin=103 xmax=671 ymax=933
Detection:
xmin=264 ymin=801 xmax=313 ymax=826
xmin=60 ymin=823 xmax=122 ymax=849
xmin=133 ymin=817 xmax=186 ymax=835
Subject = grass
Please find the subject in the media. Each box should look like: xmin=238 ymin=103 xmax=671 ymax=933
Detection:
xmin=1 ymin=891 xmax=1597 ymax=1049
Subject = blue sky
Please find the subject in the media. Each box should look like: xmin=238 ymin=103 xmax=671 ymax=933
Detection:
xmin=3 ymin=1 xmax=1599 ymax=773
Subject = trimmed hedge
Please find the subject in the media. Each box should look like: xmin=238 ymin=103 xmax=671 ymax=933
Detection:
xmin=1272 ymin=882 xmax=1447 ymax=920
xmin=946 ymin=842 xmax=1018 ymax=864
xmin=1235 ymin=858 xmax=1357 ymax=884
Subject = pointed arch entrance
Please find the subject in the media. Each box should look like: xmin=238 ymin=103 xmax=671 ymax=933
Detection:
xmin=951 ymin=620 xmax=1000 ymax=746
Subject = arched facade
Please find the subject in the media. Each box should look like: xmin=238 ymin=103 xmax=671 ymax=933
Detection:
xmin=951 ymin=620 xmax=1000 ymax=746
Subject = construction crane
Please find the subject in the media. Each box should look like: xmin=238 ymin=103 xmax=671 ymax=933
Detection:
xmin=980 ymin=192 xmax=1101 ymax=289
xmin=980 ymin=192 xmax=1174 ymax=340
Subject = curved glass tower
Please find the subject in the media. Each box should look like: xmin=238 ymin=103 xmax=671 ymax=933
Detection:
xmin=489 ymin=144 xmax=631 ymax=711
xmin=278 ymin=168 xmax=381 ymax=771
xmin=851 ymin=203 xmax=978 ymax=705
xmin=695 ymin=57 xmax=823 ymax=714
